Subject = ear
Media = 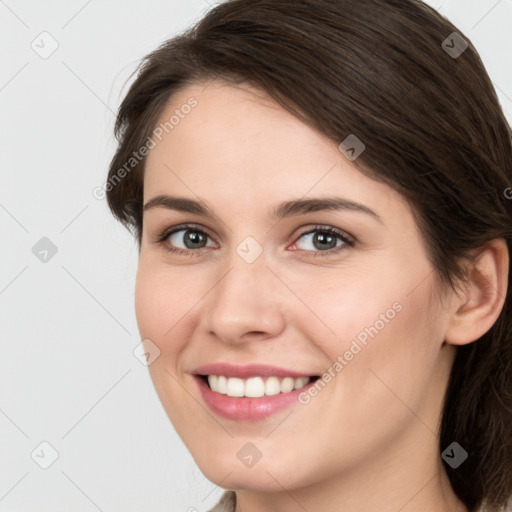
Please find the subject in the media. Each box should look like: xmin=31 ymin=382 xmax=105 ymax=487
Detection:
xmin=444 ymin=238 xmax=509 ymax=346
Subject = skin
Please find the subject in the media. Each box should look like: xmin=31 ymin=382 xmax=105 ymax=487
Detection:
xmin=135 ymin=79 xmax=508 ymax=512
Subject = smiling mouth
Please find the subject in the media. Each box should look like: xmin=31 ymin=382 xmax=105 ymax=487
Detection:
xmin=198 ymin=374 xmax=320 ymax=398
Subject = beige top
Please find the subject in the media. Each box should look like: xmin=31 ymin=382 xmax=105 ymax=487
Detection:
xmin=208 ymin=491 xmax=487 ymax=512
xmin=208 ymin=490 xmax=236 ymax=512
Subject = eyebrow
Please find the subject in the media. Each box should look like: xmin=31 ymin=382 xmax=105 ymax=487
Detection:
xmin=143 ymin=195 xmax=382 ymax=224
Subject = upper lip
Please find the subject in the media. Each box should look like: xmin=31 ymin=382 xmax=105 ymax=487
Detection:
xmin=192 ymin=362 xmax=318 ymax=379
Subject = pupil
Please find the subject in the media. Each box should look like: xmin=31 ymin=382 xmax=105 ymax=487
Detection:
xmin=315 ymin=232 xmax=336 ymax=250
xmin=185 ymin=230 xmax=206 ymax=248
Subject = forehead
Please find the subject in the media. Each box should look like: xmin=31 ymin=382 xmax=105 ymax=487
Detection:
xmin=142 ymin=79 xmax=406 ymax=220
xmin=146 ymin=79 xmax=332 ymax=170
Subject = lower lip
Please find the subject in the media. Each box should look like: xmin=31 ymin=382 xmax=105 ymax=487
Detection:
xmin=194 ymin=375 xmax=318 ymax=422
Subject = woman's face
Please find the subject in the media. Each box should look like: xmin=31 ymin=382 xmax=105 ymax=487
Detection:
xmin=136 ymin=79 xmax=457 ymax=494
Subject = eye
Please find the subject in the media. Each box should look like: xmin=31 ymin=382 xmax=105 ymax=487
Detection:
xmin=290 ymin=225 xmax=355 ymax=257
xmin=156 ymin=224 xmax=216 ymax=255
xmin=155 ymin=223 xmax=355 ymax=257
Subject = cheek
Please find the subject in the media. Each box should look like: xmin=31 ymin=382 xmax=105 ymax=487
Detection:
xmin=134 ymin=264 xmax=190 ymax=356
xmin=134 ymin=264 xmax=200 ymax=424
xmin=329 ymin=281 xmax=442 ymax=428
xmin=288 ymin=277 xmax=443 ymax=472
xmin=290 ymin=260 xmax=442 ymax=403
xmin=281 ymin=266 xmax=407 ymax=359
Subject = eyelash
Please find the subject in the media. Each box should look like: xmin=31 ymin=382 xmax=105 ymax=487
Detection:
xmin=155 ymin=223 xmax=356 ymax=258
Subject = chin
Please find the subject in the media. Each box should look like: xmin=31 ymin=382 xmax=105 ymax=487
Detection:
xmin=194 ymin=451 xmax=313 ymax=493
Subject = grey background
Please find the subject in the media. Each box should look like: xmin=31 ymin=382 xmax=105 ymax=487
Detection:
xmin=1 ymin=1 xmax=511 ymax=511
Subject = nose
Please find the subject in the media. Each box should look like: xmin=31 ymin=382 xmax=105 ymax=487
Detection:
xmin=200 ymin=252 xmax=286 ymax=345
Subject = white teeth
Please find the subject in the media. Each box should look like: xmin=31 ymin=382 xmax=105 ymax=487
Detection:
xmin=217 ymin=375 xmax=227 ymax=394
xmin=281 ymin=377 xmax=295 ymax=393
xmin=265 ymin=376 xmax=281 ymax=396
xmin=226 ymin=377 xmax=245 ymax=397
xmin=245 ymin=377 xmax=265 ymax=397
xmin=206 ymin=375 xmax=312 ymax=397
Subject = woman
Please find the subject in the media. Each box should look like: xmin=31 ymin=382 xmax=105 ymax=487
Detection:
xmin=105 ymin=0 xmax=512 ymax=510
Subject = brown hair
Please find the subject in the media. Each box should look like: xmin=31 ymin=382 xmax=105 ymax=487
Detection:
xmin=106 ymin=1 xmax=512 ymax=510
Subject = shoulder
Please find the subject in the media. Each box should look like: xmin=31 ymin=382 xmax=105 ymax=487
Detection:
xmin=207 ymin=490 xmax=236 ymax=512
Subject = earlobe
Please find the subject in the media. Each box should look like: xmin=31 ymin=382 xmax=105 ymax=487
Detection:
xmin=444 ymin=238 xmax=509 ymax=346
